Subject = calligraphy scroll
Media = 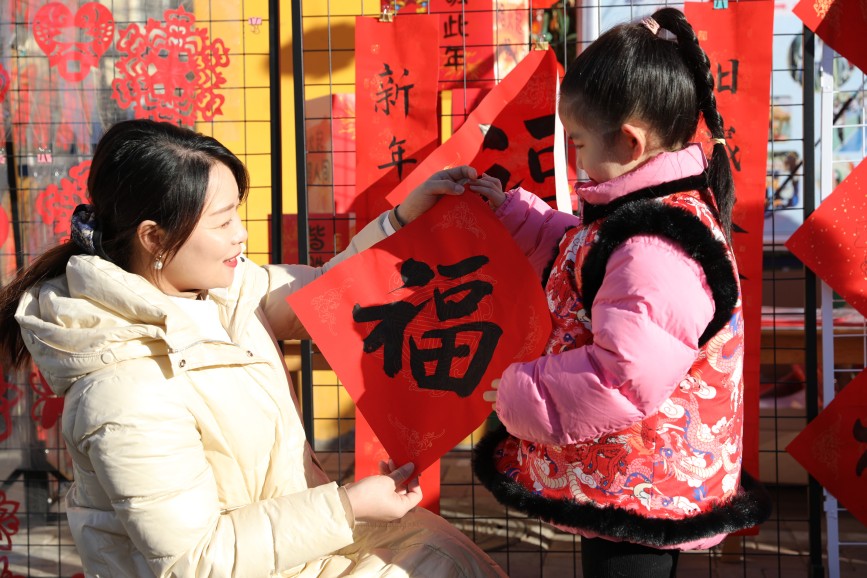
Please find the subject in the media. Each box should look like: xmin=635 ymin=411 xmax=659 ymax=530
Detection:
xmin=786 ymin=368 xmax=867 ymax=527
xmin=354 ymin=15 xmax=440 ymax=228
xmin=387 ymin=48 xmax=564 ymax=208
xmin=287 ymin=194 xmax=551 ymax=473
xmin=430 ymin=0 xmax=495 ymax=89
xmin=786 ymin=159 xmax=867 ymax=317
xmin=794 ymin=0 xmax=867 ymax=75
xmin=686 ymin=0 xmax=774 ymax=486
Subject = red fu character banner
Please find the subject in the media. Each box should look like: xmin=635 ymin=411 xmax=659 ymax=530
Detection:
xmin=386 ymin=48 xmax=563 ymax=209
xmin=355 ymin=15 xmax=440 ymax=228
xmin=287 ymin=194 xmax=551 ymax=473
xmin=685 ymin=0 xmax=773 ymax=484
xmin=794 ymin=0 xmax=867 ymax=75
xmin=786 ymin=159 xmax=867 ymax=317
xmin=786 ymin=368 xmax=867 ymax=528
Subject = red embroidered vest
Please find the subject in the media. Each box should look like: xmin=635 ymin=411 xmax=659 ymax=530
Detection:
xmin=492 ymin=190 xmax=745 ymax=525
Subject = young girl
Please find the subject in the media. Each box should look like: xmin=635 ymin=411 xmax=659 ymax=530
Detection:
xmin=0 ymin=120 xmax=504 ymax=577
xmin=399 ymin=7 xmax=771 ymax=577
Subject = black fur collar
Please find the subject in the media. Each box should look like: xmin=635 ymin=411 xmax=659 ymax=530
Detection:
xmin=473 ymin=426 xmax=773 ymax=548
xmin=580 ymin=197 xmax=739 ymax=347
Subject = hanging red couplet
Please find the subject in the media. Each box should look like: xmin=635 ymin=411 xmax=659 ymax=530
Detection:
xmin=786 ymin=368 xmax=867 ymax=528
xmin=286 ymin=194 xmax=552 ymax=474
xmin=794 ymin=0 xmax=867 ymax=75
xmin=354 ymin=15 xmax=440 ymax=228
xmin=386 ymin=48 xmax=562 ymax=208
xmin=685 ymin=0 xmax=774 ymax=488
xmin=785 ymin=159 xmax=867 ymax=317
xmin=429 ymin=0 xmax=495 ymax=89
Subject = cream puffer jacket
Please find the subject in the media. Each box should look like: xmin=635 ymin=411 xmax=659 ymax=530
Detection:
xmin=15 ymin=216 xmax=505 ymax=578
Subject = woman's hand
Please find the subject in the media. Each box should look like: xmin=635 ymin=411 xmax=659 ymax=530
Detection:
xmin=398 ymin=165 xmax=478 ymax=225
xmin=344 ymin=462 xmax=422 ymax=522
xmin=468 ymin=173 xmax=507 ymax=209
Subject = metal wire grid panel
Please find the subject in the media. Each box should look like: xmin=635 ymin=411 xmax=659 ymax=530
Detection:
xmin=296 ymin=1 xmax=867 ymax=576
xmin=817 ymin=46 xmax=867 ymax=578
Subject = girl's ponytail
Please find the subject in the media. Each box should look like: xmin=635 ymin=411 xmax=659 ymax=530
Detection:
xmin=653 ymin=7 xmax=736 ymax=240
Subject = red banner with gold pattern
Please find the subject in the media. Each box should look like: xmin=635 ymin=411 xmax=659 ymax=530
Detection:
xmin=355 ymin=15 xmax=441 ymax=228
xmin=287 ymin=194 xmax=551 ymax=474
xmin=787 ymin=368 xmax=867 ymax=527
xmin=685 ymin=0 xmax=774 ymax=484
xmin=794 ymin=0 xmax=867 ymax=74
xmin=786 ymin=158 xmax=867 ymax=317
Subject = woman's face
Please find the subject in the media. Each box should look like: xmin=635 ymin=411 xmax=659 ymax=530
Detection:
xmin=158 ymin=163 xmax=248 ymax=296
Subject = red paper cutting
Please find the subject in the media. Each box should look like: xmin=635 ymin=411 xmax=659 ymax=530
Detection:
xmin=786 ymin=368 xmax=867 ymax=527
xmin=29 ymin=370 xmax=64 ymax=431
xmin=287 ymin=194 xmax=551 ymax=473
xmin=0 ymin=491 xmax=19 ymax=550
xmin=386 ymin=48 xmax=563 ymax=209
xmin=35 ymin=160 xmax=91 ymax=239
xmin=794 ymin=0 xmax=867 ymax=74
xmin=112 ymin=6 xmax=229 ymax=126
xmin=32 ymin=2 xmax=115 ymax=83
xmin=0 ymin=369 xmax=22 ymax=444
xmin=786 ymin=158 xmax=867 ymax=317
xmin=686 ymin=0 xmax=774 ymax=490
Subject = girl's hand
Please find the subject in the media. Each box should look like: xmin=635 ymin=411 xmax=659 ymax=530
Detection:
xmin=344 ymin=462 xmax=422 ymax=522
xmin=398 ymin=165 xmax=478 ymax=225
xmin=468 ymin=173 xmax=506 ymax=209
xmin=482 ymin=378 xmax=500 ymax=412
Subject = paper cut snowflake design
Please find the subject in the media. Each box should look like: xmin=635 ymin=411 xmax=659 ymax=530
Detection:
xmin=112 ymin=6 xmax=230 ymax=126
xmin=35 ymin=160 xmax=91 ymax=238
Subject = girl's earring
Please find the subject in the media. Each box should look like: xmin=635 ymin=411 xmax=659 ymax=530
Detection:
xmin=153 ymin=254 xmax=164 ymax=270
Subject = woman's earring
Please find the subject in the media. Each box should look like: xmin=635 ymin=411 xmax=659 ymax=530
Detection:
xmin=153 ymin=254 xmax=164 ymax=270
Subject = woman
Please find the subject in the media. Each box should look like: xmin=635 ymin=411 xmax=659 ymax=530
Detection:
xmin=0 ymin=119 xmax=504 ymax=577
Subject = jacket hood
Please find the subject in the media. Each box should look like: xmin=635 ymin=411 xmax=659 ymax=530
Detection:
xmin=15 ymin=255 xmax=253 ymax=396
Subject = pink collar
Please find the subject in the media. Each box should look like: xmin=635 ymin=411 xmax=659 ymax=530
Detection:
xmin=577 ymin=144 xmax=708 ymax=206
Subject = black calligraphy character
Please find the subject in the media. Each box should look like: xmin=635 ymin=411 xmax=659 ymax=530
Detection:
xmin=353 ymin=299 xmax=429 ymax=377
xmin=723 ymin=126 xmax=742 ymax=172
xmin=444 ymin=46 xmax=465 ymax=70
xmin=375 ymin=63 xmax=414 ymax=116
xmin=443 ymin=14 xmax=468 ymax=39
xmin=410 ymin=255 xmax=502 ymax=397
xmin=309 ymin=224 xmax=326 ymax=252
xmin=525 ymin=114 xmax=556 ymax=183
xmin=716 ymin=60 xmax=739 ymax=94
xmin=353 ymin=259 xmax=436 ymax=377
xmin=410 ymin=322 xmax=502 ymax=397
xmin=377 ymin=136 xmax=418 ymax=179
xmin=855 ymin=418 xmax=867 ymax=477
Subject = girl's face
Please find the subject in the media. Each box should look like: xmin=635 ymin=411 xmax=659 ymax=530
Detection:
xmin=560 ymin=105 xmax=632 ymax=184
xmin=159 ymin=163 xmax=248 ymax=296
